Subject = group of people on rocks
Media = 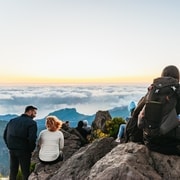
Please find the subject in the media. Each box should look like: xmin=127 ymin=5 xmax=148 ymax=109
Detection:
xmin=3 ymin=64 xmax=180 ymax=180
xmin=3 ymin=105 xmax=91 ymax=180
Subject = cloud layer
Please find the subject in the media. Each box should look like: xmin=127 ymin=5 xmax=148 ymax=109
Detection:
xmin=0 ymin=84 xmax=147 ymax=118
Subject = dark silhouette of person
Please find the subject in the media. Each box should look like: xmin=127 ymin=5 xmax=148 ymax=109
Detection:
xmin=3 ymin=105 xmax=38 ymax=180
xmin=76 ymin=120 xmax=89 ymax=140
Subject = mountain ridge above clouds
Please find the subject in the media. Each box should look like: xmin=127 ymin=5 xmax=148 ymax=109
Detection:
xmin=0 ymin=114 xmax=18 ymax=121
xmin=0 ymin=106 xmax=129 ymax=127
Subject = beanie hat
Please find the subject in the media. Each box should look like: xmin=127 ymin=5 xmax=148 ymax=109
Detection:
xmin=128 ymin=101 xmax=136 ymax=113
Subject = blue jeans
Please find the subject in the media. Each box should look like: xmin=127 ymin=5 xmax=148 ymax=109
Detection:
xmin=117 ymin=124 xmax=126 ymax=138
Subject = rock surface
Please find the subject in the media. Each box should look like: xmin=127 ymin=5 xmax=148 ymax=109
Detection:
xmin=30 ymin=140 xmax=180 ymax=180
xmin=29 ymin=110 xmax=180 ymax=180
xmin=91 ymin=110 xmax=112 ymax=133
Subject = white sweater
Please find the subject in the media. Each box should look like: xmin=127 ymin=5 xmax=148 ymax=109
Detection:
xmin=38 ymin=129 xmax=64 ymax=162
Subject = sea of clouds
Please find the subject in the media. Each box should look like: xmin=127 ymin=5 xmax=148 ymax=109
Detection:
xmin=0 ymin=84 xmax=148 ymax=119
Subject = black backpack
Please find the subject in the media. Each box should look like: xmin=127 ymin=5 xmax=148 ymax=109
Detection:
xmin=141 ymin=77 xmax=179 ymax=139
xmin=124 ymin=76 xmax=179 ymax=144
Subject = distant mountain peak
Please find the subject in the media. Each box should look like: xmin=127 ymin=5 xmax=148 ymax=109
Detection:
xmin=0 ymin=114 xmax=18 ymax=121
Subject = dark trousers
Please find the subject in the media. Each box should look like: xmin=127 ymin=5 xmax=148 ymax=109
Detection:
xmin=9 ymin=150 xmax=31 ymax=180
xmin=39 ymin=153 xmax=64 ymax=165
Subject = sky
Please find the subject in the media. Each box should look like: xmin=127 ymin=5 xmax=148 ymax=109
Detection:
xmin=0 ymin=0 xmax=180 ymax=85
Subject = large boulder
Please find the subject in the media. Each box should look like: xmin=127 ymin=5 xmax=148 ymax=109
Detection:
xmin=91 ymin=110 xmax=112 ymax=133
xmin=86 ymin=142 xmax=180 ymax=180
xmin=31 ymin=139 xmax=180 ymax=180
xmin=50 ymin=137 xmax=117 ymax=180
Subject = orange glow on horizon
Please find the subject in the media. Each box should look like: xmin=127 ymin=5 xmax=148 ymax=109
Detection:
xmin=0 ymin=74 xmax=155 ymax=86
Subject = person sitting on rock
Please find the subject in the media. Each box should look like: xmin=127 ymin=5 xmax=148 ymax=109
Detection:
xmin=115 ymin=101 xmax=136 ymax=143
xmin=82 ymin=120 xmax=91 ymax=134
xmin=76 ymin=120 xmax=89 ymax=141
xmin=38 ymin=115 xmax=64 ymax=164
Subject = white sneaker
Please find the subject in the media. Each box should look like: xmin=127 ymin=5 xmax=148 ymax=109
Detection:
xmin=115 ymin=138 xmax=121 ymax=143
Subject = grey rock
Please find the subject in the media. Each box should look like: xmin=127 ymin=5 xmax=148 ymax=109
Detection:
xmin=29 ymin=110 xmax=180 ymax=180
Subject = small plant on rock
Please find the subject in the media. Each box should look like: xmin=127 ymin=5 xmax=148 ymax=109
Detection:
xmin=106 ymin=117 xmax=126 ymax=138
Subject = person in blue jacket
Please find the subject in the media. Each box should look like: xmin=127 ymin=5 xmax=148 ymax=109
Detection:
xmin=115 ymin=101 xmax=136 ymax=143
xmin=3 ymin=105 xmax=38 ymax=180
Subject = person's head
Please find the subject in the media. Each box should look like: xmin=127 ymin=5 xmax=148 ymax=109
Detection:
xmin=83 ymin=120 xmax=88 ymax=127
xmin=25 ymin=105 xmax=37 ymax=118
xmin=62 ymin=120 xmax=70 ymax=130
xmin=46 ymin=116 xmax=63 ymax=131
xmin=128 ymin=101 xmax=136 ymax=115
xmin=77 ymin=120 xmax=84 ymax=128
xmin=161 ymin=65 xmax=180 ymax=81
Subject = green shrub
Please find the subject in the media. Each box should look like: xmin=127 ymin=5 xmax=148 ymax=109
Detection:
xmin=106 ymin=117 xmax=126 ymax=138
xmin=90 ymin=117 xmax=126 ymax=141
xmin=92 ymin=129 xmax=109 ymax=139
xmin=30 ymin=162 xmax=36 ymax=173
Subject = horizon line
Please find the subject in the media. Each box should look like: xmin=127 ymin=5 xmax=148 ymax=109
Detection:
xmin=0 ymin=76 xmax=154 ymax=86
xmin=0 ymin=81 xmax=151 ymax=87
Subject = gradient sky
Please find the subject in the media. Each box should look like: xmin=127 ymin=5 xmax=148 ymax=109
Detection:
xmin=0 ymin=0 xmax=180 ymax=85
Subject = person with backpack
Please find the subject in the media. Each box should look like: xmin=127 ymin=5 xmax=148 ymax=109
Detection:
xmin=115 ymin=101 xmax=136 ymax=143
xmin=137 ymin=65 xmax=180 ymax=155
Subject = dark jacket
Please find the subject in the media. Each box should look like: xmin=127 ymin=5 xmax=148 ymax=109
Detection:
xmin=3 ymin=114 xmax=37 ymax=152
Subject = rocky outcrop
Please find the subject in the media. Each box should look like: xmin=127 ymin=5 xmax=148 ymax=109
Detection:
xmin=30 ymin=128 xmax=86 ymax=180
xmin=50 ymin=137 xmax=117 ymax=180
xmin=30 ymin=140 xmax=180 ymax=180
xmin=29 ymin=110 xmax=180 ymax=180
xmin=29 ymin=110 xmax=112 ymax=180
xmin=91 ymin=110 xmax=112 ymax=133
xmin=86 ymin=142 xmax=180 ymax=180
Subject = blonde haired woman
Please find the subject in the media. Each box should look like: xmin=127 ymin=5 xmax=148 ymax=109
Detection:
xmin=38 ymin=116 xmax=64 ymax=164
